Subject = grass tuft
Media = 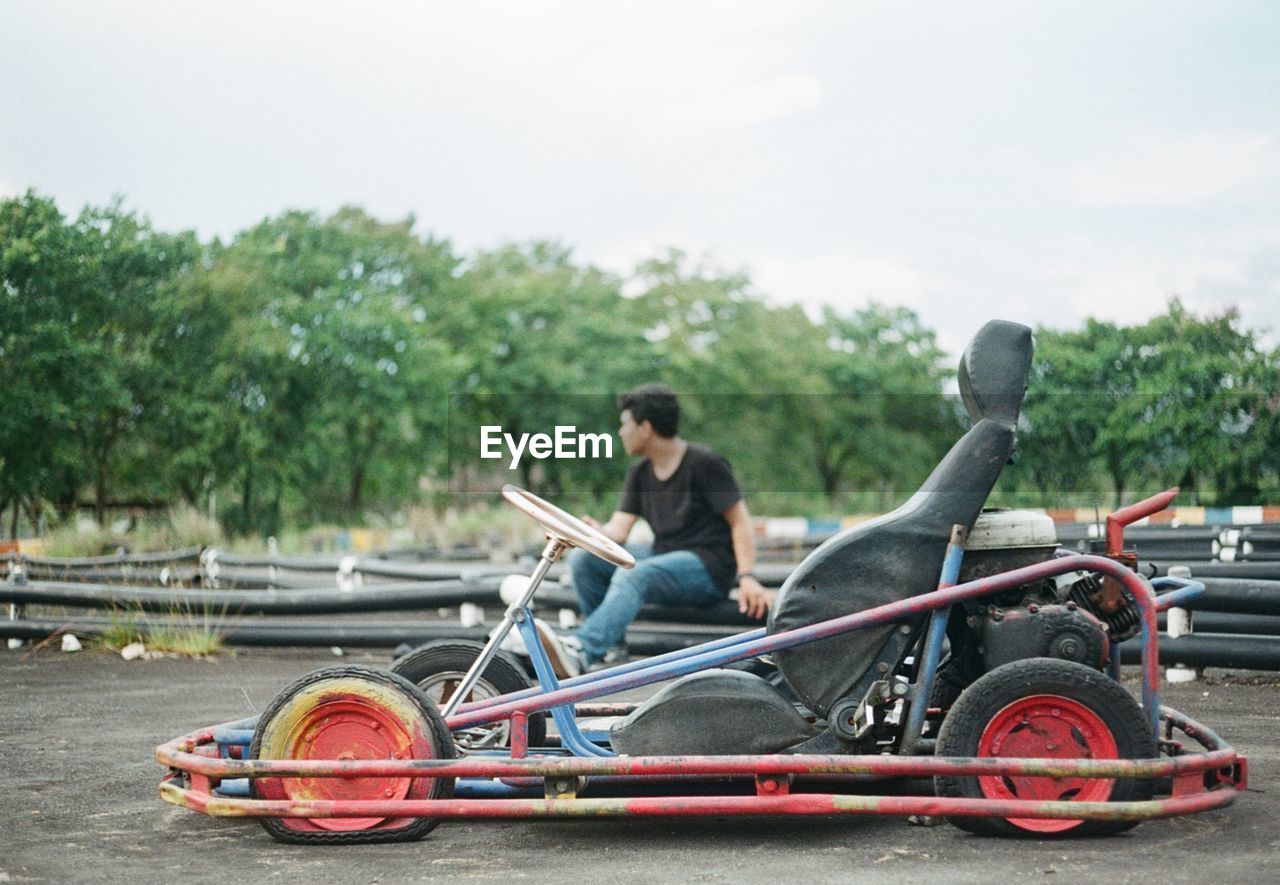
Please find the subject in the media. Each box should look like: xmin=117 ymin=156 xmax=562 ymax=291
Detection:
xmin=92 ymin=601 xmax=228 ymax=657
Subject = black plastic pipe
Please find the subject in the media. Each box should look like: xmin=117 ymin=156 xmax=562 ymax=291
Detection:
xmin=0 ymin=577 xmax=507 ymax=615
xmin=0 ymin=616 xmax=736 ymax=652
xmin=1 ymin=547 xmax=202 ymax=568
xmin=1118 ymin=632 xmax=1280 ymax=670
xmin=1158 ymin=577 xmax=1280 ymax=616
xmin=16 ymin=567 xmax=206 ymax=585
xmin=1148 ymin=561 xmax=1280 ymax=581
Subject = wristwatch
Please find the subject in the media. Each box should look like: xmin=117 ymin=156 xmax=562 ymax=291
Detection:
xmin=736 ymin=572 xmax=757 ymax=583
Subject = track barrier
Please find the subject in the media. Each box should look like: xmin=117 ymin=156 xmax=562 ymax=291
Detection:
xmin=7 ymin=526 xmax=1280 ymax=670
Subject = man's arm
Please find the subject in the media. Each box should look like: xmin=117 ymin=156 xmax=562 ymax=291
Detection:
xmin=723 ymin=500 xmax=773 ymax=620
xmin=581 ymin=511 xmax=638 ymax=546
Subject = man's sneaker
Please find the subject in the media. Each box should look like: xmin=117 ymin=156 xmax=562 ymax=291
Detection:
xmin=490 ymin=617 xmax=586 ymax=678
xmin=537 ymin=626 xmax=586 ymax=679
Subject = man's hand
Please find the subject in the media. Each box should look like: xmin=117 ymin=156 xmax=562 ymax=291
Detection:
xmin=737 ymin=576 xmax=774 ymax=620
xmin=579 ymin=511 xmax=637 ymax=546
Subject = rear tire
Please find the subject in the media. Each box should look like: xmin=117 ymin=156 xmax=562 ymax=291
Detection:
xmin=390 ymin=640 xmax=548 ymax=750
xmin=250 ymin=666 xmax=455 ymax=844
xmin=934 ymin=658 xmax=1155 ymax=838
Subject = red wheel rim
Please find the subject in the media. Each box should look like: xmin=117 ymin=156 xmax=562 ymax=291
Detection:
xmin=259 ymin=691 xmax=436 ymax=832
xmin=976 ymin=694 xmax=1118 ymax=834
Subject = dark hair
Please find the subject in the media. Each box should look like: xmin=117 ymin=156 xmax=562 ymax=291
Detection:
xmin=618 ymin=383 xmax=680 ymax=437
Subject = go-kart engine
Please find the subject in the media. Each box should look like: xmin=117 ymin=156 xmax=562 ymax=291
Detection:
xmin=980 ymin=603 xmax=1109 ymax=671
xmin=958 ymin=509 xmax=1117 ymax=673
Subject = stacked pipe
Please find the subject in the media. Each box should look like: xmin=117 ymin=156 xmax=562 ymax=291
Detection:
xmin=7 ymin=527 xmax=1280 ymax=671
xmin=1056 ymin=526 xmax=1222 ymax=562
xmin=1062 ymin=522 xmax=1280 ymax=568
xmin=2 ymin=546 xmax=543 ymax=590
xmin=1 ymin=552 xmax=758 ymax=651
xmin=3 ymin=547 xmax=203 ymax=585
xmin=1218 ymin=525 xmax=1280 ymax=562
xmin=1113 ymin=569 xmax=1280 ymax=672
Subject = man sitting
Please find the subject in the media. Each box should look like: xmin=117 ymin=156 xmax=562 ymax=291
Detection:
xmin=546 ymin=383 xmax=771 ymax=675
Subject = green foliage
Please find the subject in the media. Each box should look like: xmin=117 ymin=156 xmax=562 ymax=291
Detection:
xmin=144 ymin=620 xmax=226 ymax=657
xmin=94 ymin=603 xmax=227 ymax=657
xmin=1 ymin=193 xmax=96 ymax=519
xmin=41 ymin=505 xmax=222 ymax=558
xmin=812 ymin=304 xmax=957 ymax=506
xmin=160 ymin=207 xmax=461 ymax=533
xmin=0 ymin=192 xmax=199 ymax=530
xmin=96 ymin=608 xmax=147 ymax=650
xmin=611 ymin=255 xmax=956 ymax=511
xmin=122 ymin=505 xmax=225 ymax=553
xmin=5 ymin=189 xmax=1278 ymax=548
xmin=1009 ymin=301 xmax=1280 ymax=506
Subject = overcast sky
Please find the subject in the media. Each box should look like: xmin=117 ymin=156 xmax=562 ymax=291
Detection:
xmin=3 ymin=1 xmax=1278 ymax=355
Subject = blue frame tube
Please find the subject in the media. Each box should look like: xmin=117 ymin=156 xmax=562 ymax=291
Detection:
xmin=1150 ymin=578 xmax=1206 ymax=612
xmin=901 ymin=531 xmax=966 ymax=753
xmin=514 ymin=612 xmax=613 ymax=757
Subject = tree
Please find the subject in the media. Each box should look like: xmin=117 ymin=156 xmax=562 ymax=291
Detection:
xmin=814 ymin=305 xmax=955 ymax=507
xmin=0 ymin=192 xmax=198 ymax=531
xmin=70 ymin=201 xmax=200 ymax=524
xmin=1124 ymin=302 xmax=1279 ymax=504
xmin=0 ymin=192 xmax=88 ymax=533
xmin=1012 ymin=319 xmax=1126 ymax=506
xmin=1013 ymin=301 xmax=1280 ymax=507
xmin=623 ymin=257 xmax=954 ymax=512
xmin=164 ymin=207 xmax=460 ymax=533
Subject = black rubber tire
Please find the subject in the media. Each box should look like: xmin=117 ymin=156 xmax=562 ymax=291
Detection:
xmin=390 ymin=640 xmax=547 ymax=750
xmin=250 ymin=666 xmax=455 ymax=844
xmin=934 ymin=658 xmax=1155 ymax=838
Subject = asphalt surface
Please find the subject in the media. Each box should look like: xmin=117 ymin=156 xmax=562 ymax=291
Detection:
xmin=1 ymin=647 xmax=1276 ymax=884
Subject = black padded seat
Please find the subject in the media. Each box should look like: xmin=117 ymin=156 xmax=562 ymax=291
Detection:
xmin=609 ymin=669 xmax=817 ymax=756
xmin=767 ymin=320 xmax=1034 ymax=717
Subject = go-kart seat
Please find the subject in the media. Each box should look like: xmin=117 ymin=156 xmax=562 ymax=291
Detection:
xmin=766 ymin=319 xmax=1034 ymax=717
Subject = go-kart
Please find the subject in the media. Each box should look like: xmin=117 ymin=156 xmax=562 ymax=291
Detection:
xmin=157 ymin=320 xmax=1245 ymax=843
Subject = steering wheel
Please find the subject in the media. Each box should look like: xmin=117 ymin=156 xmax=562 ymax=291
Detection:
xmin=501 ymin=484 xmax=635 ymax=569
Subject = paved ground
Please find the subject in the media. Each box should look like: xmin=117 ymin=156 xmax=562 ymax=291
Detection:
xmin=1 ymin=647 xmax=1276 ymax=884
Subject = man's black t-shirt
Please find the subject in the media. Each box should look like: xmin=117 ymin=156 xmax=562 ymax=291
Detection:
xmin=617 ymin=442 xmax=742 ymax=592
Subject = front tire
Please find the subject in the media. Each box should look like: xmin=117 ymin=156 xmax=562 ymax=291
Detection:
xmin=250 ymin=666 xmax=455 ymax=844
xmin=934 ymin=658 xmax=1155 ymax=837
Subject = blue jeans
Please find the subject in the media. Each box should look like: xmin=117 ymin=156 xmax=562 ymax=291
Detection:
xmin=568 ymin=544 xmax=724 ymax=663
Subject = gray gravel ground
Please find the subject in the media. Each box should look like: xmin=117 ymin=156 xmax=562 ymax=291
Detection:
xmin=1 ymin=647 xmax=1275 ymax=884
